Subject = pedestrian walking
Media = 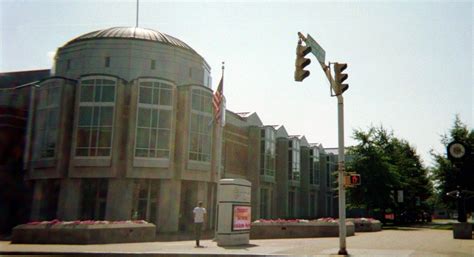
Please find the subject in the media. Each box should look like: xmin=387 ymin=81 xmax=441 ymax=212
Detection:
xmin=193 ymin=201 xmax=206 ymax=248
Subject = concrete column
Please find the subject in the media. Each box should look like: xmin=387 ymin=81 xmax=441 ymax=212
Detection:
xmin=300 ymin=147 xmax=310 ymax=217
xmin=57 ymin=179 xmax=81 ymax=220
xmin=106 ymin=179 xmax=133 ymax=220
xmin=276 ymin=138 xmax=289 ymax=218
xmin=247 ymin=126 xmax=260 ymax=220
xmin=158 ymin=179 xmax=181 ymax=232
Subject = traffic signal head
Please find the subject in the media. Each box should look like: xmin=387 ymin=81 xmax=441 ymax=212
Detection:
xmin=333 ymin=62 xmax=349 ymax=95
xmin=294 ymin=41 xmax=312 ymax=82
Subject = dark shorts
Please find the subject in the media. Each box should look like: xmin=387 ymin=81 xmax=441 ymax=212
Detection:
xmin=194 ymin=222 xmax=203 ymax=240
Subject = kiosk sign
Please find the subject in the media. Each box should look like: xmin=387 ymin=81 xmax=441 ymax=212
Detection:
xmin=232 ymin=205 xmax=251 ymax=231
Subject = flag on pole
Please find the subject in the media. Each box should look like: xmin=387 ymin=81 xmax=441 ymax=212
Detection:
xmin=213 ymin=76 xmax=224 ymax=126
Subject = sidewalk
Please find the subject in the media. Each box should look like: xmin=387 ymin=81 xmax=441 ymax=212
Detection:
xmin=1 ymin=228 xmax=473 ymax=257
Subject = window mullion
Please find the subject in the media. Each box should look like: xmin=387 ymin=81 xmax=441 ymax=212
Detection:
xmin=147 ymin=110 xmax=153 ymax=157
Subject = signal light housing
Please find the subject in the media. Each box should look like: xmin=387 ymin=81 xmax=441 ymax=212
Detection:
xmin=333 ymin=62 xmax=349 ymax=95
xmin=294 ymin=42 xmax=312 ymax=82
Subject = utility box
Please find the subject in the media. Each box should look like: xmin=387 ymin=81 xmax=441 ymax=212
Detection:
xmin=453 ymin=222 xmax=473 ymax=239
xmin=216 ymin=178 xmax=251 ymax=246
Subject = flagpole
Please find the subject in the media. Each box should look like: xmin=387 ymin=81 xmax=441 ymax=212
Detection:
xmin=136 ymin=0 xmax=139 ymax=27
xmin=217 ymin=62 xmax=224 ymax=180
xmin=214 ymin=62 xmax=225 ymax=239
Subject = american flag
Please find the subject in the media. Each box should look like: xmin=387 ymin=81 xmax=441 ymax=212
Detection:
xmin=213 ymin=76 xmax=224 ymax=126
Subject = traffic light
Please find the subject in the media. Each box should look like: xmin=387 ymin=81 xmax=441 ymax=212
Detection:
xmin=333 ymin=62 xmax=349 ymax=95
xmin=344 ymin=173 xmax=361 ymax=187
xmin=294 ymin=40 xmax=311 ymax=82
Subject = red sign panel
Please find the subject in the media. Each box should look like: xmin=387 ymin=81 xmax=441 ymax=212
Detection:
xmin=232 ymin=205 xmax=251 ymax=231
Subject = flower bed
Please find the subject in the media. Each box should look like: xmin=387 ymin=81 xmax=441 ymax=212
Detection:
xmin=347 ymin=218 xmax=382 ymax=232
xmin=12 ymin=220 xmax=156 ymax=244
xmin=250 ymin=218 xmax=355 ymax=239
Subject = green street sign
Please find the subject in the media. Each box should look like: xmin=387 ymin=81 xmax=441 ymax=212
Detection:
xmin=306 ymin=34 xmax=326 ymax=64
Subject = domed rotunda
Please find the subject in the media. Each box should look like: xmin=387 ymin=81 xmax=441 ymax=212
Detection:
xmin=26 ymin=27 xmax=217 ymax=233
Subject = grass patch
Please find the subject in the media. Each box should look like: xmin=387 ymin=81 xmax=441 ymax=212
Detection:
xmin=430 ymin=224 xmax=453 ymax=230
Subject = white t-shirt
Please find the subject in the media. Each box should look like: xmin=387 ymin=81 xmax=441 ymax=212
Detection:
xmin=193 ymin=207 xmax=206 ymax=223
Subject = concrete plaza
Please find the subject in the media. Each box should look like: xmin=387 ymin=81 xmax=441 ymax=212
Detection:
xmin=0 ymin=228 xmax=473 ymax=257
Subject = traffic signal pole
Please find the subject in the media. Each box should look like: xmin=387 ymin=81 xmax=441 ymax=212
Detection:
xmin=297 ymin=32 xmax=348 ymax=255
xmin=322 ymin=65 xmax=348 ymax=255
xmin=336 ymin=96 xmax=347 ymax=255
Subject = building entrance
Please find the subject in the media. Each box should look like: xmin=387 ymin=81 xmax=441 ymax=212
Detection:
xmin=179 ymin=181 xmax=197 ymax=232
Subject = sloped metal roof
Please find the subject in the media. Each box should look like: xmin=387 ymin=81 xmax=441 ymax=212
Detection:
xmin=235 ymin=112 xmax=251 ymax=118
xmin=64 ymin=27 xmax=197 ymax=54
xmin=0 ymin=69 xmax=50 ymax=89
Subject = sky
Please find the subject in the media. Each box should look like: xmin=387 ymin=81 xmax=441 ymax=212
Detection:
xmin=1 ymin=0 xmax=472 ymax=167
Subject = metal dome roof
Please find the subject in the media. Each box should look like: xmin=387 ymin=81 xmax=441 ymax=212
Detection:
xmin=64 ymin=27 xmax=197 ymax=53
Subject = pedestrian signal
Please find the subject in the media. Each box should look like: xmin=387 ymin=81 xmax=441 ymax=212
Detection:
xmin=344 ymin=173 xmax=361 ymax=187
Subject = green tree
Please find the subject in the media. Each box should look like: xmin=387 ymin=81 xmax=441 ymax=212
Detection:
xmin=347 ymin=126 xmax=432 ymax=219
xmin=430 ymin=115 xmax=474 ymax=210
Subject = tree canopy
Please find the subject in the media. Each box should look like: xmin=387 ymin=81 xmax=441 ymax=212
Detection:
xmin=347 ymin=126 xmax=432 ymax=217
xmin=430 ymin=115 xmax=474 ymax=210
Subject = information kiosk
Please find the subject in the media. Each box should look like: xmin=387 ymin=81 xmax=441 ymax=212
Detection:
xmin=216 ymin=178 xmax=251 ymax=246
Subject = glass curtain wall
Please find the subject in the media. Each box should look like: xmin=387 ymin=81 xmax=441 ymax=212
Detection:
xmin=135 ymin=80 xmax=173 ymax=159
xmin=287 ymin=138 xmax=301 ymax=181
xmin=33 ymin=81 xmax=61 ymax=160
xmin=309 ymin=148 xmax=321 ymax=185
xmin=80 ymin=179 xmax=108 ymax=220
xmin=132 ymin=180 xmax=159 ymax=224
xmin=189 ymin=88 xmax=212 ymax=162
xmin=260 ymin=127 xmax=276 ymax=177
xmin=76 ymin=78 xmax=116 ymax=157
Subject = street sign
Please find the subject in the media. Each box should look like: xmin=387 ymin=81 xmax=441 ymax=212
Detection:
xmin=306 ymin=34 xmax=326 ymax=63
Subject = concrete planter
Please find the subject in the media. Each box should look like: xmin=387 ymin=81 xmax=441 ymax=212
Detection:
xmin=12 ymin=223 xmax=156 ymax=244
xmin=347 ymin=219 xmax=382 ymax=232
xmin=250 ymin=222 xmax=355 ymax=239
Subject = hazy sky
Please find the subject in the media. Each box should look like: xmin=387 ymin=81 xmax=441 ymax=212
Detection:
xmin=1 ymin=0 xmax=472 ymax=166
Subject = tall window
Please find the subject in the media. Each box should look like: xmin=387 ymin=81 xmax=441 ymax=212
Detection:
xmin=33 ymin=82 xmax=61 ymax=159
xmin=80 ymin=179 xmax=107 ymax=220
xmin=260 ymin=128 xmax=276 ymax=177
xmin=309 ymin=148 xmax=321 ymax=185
xmin=132 ymin=180 xmax=159 ymax=224
xmin=288 ymin=138 xmax=300 ymax=181
xmin=189 ymin=88 xmax=212 ymax=162
xmin=326 ymin=155 xmax=332 ymax=187
xmin=135 ymin=80 xmax=173 ymax=158
xmin=76 ymin=78 xmax=116 ymax=157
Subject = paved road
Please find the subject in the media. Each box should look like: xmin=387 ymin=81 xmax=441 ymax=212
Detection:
xmin=0 ymin=228 xmax=473 ymax=257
